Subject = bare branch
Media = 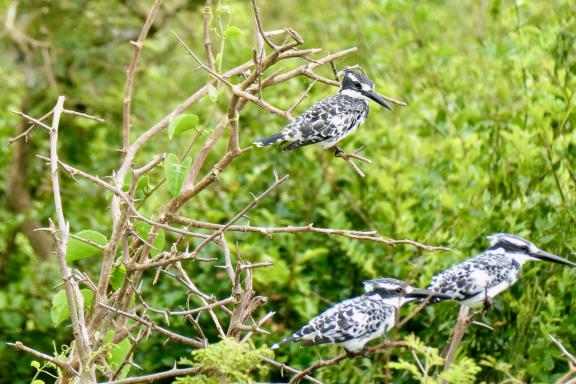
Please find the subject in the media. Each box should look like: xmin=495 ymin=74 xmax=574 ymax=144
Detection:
xmin=289 ymin=340 xmax=409 ymax=383
xmin=250 ymin=0 xmax=278 ymax=51
xmin=549 ymin=334 xmax=576 ymax=366
xmin=104 ymin=366 xmax=201 ymax=384
xmin=63 ymin=109 xmax=105 ymax=122
xmin=9 ymin=109 xmax=52 ymax=132
xmin=49 ymin=96 xmax=94 ymax=381
xmin=171 ymin=30 xmax=292 ymax=120
xmin=133 ymin=153 xmax=166 ymax=177
xmin=442 ymin=305 xmax=474 ymax=373
xmin=99 ymin=303 xmax=206 ymax=348
xmin=69 ymin=233 xmax=105 ymax=250
xmin=288 ymin=80 xmax=317 ymax=114
xmin=8 ymin=110 xmax=54 ymax=144
xmin=123 ymin=0 xmax=164 ymax=154
xmin=8 ymin=341 xmax=78 ymax=376
xmin=166 ymin=216 xmax=450 ymax=252
xmin=188 ymin=174 xmax=289 ymax=258
xmin=203 ymin=0 xmax=215 ymax=71
xmin=259 ymin=356 xmax=323 ymax=384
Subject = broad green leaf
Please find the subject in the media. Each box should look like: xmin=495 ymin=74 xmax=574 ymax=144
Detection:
xmin=164 ymin=153 xmax=192 ymax=197
xmin=134 ymin=221 xmax=165 ymax=257
xmin=103 ymin=331 xmax=132 ymax=378
xmin=50 ymin=289 xmax=94 ymax=327
xmin=136 ymin=175 xmax=150 ymax=192
xmin=30 ymin=361 xmax=41 ymax=369
xmin=224 ymin=26 xmax=244 ymax=38
xmin=107 ymin=337 xmax=131 ymax=369
xmin=168 ymin=114 xmax=199 ymax=139
xmin=66 ymin=230 xmax=108 ymax=262
xmin=110 ymin=265 xmax=126 ymax=291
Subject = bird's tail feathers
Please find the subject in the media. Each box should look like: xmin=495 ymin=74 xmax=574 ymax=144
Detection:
xmin=254 ymin=132 xmax=285 ymax=147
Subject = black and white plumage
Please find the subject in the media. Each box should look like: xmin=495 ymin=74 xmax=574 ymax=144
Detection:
xmin=427 ymin=233 xmax=576 ymax=307
xmin=254 ymin=69 xmax=395 ymax=152
xmin=272 ymin=279 xmax=453 ymax=353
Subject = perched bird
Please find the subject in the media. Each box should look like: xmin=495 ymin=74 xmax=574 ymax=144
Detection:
xmin=254 ymin=69 xmax=403 ymax=153
xmin=427 ymin=233 xmax=575 ymax=307
xmin=271 ymin=278 xmax=453 ymax=353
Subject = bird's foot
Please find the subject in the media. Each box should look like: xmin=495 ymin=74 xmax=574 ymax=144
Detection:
xmin=360 ymin=347 xmax=371 ymax=357
xmin=333 ymin=146 xmax=372 ymax=164
xmin=345 ymin=349 xmax=363 ymax=358
xmin=481 ymin=290 xmax=493 ymax=314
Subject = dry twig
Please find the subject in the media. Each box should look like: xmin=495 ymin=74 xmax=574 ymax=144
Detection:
xmin=289 ymin=340 xmax=409 ymax=383
xmin=122 ymin=0 xmax=163 ymax=154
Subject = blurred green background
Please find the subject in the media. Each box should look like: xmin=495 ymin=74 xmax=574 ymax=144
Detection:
xmin=0 ymin=0 xmax=575 ymax=382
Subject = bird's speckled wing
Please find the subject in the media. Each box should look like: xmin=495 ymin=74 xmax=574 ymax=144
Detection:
xmin=281 ymin=94 xmax=368 ymax=151
xmin=292 ymin=294 xmax=393 ymax=346
xmin=427 ymin=249 xmax=519 ymax=302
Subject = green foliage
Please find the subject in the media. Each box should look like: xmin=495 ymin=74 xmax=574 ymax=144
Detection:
xmin=29 ymin=359 xmax=57 ymax=384
xmin=164 ymin=153 xmax=193 ymax=197
xmin=50 ymin=289 xmax=94 ymax=327
xmin=134 ymin=222 xmax=165 ymax=257
xmin=102 ymin=330 xmax=132 ymax=379
xmin=389 ymin=335 xmax=481 ymax=383
xmin=168 ymin=114 xmax=200 ymax=140
xmin=66 ymin=230 xmax=107 ymax=262
xmin=174 ymin=338 xmax=273 ymax=384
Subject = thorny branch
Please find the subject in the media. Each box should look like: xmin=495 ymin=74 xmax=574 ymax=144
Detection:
xmin=167 ymin=216 xmax=450 ymax=252
xmin=122 ymin=0 xmax=163 ymax=155
xmin=8 ymin=2 xmax=441 ymax=383
xmin=49 ymin=96 xmax=95 ymax=382
xmin=289 ymin=340 xmax=410 ymax=384
xmin=8 ymin=341 xmax=78 ymax=377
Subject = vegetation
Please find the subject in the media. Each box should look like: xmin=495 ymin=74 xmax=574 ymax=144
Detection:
xmin=0 ymin=0 xmax=575 ymax=383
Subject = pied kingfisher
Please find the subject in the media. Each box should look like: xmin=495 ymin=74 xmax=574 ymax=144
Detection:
xmin=427 ymin=233 xmax=575 ymax=308
xmin=271 ymin=278 xmax=453 ymax=353
xmin=254 ymin=69 xmax=400 ymax=153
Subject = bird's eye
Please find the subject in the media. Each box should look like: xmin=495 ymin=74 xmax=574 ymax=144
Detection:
xmin=353 ymin=81 xmax=361 ymax=89
xmin=395 ymin=287 xmax=403 ymax=293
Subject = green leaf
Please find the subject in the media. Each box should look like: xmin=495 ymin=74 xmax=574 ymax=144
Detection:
xmin=164 ymin=153 xmax=192 ymax=197
xmin=108 ymin=337 xmax=131 ymax=369
xmin=168 ymin=114 xmax=199 ymax=140
xmin=136 ymin=175 xmax=150 ymax=193
xmin=32 ymin=380 xmax=45 ymax=384
xmin=223 ymin=26 xmax=244 ymax=38
xmin=134 ymin=221 xmax=165 ymax=257
xmin=50 ymin=289 xmax=94 ymax=327
xmin=103 ymin=331 xmax=132 ymax=378
xmin=30 ymin=360 xmax=41 ymax=369
xmin=66 ymin=230 xmax=108 ymax=262
xmin=110 ymin=265 xmax=126 ymax=291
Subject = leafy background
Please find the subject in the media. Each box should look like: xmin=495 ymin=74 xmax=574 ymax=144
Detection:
xmin=0 ymin=0 xmax=575 ymax=382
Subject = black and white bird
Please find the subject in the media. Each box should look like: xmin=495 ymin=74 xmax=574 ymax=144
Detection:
xmin=254 ymin=69 xmax=404 ymax=153
xmin=271 ymin=278 xmax=453 ymax=353
xmin=427 ymin=233 xmax=575 ymax=308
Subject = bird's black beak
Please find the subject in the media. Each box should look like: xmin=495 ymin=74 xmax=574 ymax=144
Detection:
xmin=532 ymin=249 xmax=576 ymax=267
xmin=407 ymin=288 xmax=455 ymax=301
xmin=365 ymin=90 xmax=393 ymax=110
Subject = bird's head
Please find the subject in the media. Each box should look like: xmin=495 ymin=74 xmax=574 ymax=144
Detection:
xmin=363 ymin=278 xmax=455 ymax=307
xmin=339 ymin=69 xmax=394 ymax=110
xmin=487 ymin=233 xmax=576 ymax=267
